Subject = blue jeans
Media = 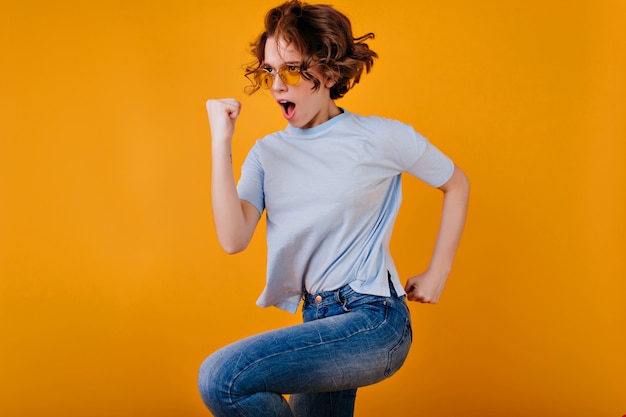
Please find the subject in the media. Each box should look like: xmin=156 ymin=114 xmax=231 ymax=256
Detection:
xmin=198 ymin=282 xmax=412 ymax=417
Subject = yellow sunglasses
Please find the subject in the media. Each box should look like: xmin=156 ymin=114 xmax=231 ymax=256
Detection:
xmin=255 ymin=65 xmax=302 ymax=89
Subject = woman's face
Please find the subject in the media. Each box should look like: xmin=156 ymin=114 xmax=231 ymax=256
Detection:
xmin=263 ymin=36 xmax=339 ymax=129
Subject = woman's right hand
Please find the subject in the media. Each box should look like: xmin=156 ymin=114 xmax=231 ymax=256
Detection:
xmin=206 ymin=98 xmax=241 ymax=145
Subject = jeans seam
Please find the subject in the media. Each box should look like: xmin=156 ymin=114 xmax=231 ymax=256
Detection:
xmin=384 ymin=314 xmax=412 ymax=377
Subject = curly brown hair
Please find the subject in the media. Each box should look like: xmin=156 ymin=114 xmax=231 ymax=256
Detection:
xmin=244 ymin=0 xmax=378 ymax=100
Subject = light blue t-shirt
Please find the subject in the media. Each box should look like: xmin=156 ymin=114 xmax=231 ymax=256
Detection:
xmin=237 ymin=110 xmax=454 ymax=313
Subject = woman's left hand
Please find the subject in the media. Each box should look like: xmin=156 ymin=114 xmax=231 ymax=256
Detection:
xmin=404 ymin=270 xmax=447 ymax=304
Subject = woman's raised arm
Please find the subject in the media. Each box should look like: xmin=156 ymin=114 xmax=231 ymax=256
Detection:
xmin=207 ymin=99 xmax=261 ymax=254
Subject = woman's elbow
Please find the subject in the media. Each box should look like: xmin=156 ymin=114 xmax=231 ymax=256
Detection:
xmin=219 ymin=238 xmax=248 ymax=254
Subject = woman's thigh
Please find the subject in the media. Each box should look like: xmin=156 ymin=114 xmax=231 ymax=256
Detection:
xmin=199 ymin=289 xmax=412 ymax=400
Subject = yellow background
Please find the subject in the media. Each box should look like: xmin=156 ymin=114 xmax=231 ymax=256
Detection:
xmin=1 ymin=0 xmax=624 ymax=416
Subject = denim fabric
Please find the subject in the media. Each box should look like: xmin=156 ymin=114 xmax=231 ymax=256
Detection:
xmin=198 ymin=283 xmax=412 ymax=417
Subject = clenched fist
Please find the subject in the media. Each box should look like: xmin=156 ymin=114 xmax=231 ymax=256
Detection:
xmin=206 ymin=98 xmax=242 ymax=145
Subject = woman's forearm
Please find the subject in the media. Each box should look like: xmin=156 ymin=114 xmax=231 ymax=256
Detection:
xmin=429 ymin=165 xmax=470 ymax=276
xmin=211 ymin=143 xmax=252 ymax=253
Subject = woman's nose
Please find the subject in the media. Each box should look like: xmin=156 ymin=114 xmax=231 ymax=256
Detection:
xmin=271 ymin=74 xmax=288 ymax=92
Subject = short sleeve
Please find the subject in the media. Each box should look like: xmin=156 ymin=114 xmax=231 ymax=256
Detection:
xmin=402 ymin=130 xmax=455 ymax=188
xmin=236 ymin=142 xmax=265 ymax=213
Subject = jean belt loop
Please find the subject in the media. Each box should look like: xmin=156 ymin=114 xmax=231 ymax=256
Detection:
xmin=337 ymin=286 xmax=348 ymax=312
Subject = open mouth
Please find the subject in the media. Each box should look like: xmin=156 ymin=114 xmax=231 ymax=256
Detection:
xmin=279 ymin=100 xmax=296 ymax=119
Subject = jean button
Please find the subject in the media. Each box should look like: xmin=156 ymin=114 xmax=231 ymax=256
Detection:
xmin=315 ymin=295 xmax=322 ymax=303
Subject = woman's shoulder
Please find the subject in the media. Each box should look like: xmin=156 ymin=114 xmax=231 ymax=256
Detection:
xmin=345 ymin=111 xmax=415 ymax=136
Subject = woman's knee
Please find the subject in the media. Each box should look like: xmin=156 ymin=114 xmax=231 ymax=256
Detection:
xmin=198 ymin=348 xmax=237 ymax=411
xmin=199 ymin=345 xmax=291 ymax=417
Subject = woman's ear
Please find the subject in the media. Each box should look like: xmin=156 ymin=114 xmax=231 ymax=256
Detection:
xmin=325 ymin=76 xmax=337 ymax=88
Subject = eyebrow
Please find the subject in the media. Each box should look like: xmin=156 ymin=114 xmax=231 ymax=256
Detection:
xmin=262 ymin=60 xmax=301 ymax=69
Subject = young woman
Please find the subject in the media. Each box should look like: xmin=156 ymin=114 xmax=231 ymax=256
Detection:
xmin=198 ymin=1 xmax=470 ymax=416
